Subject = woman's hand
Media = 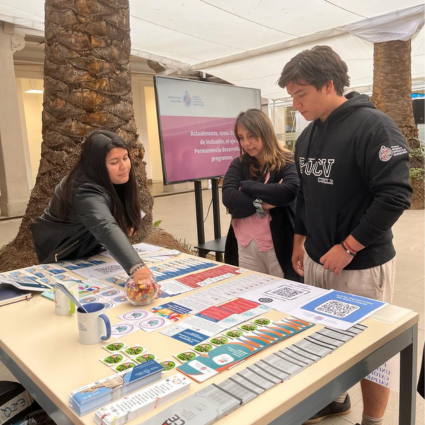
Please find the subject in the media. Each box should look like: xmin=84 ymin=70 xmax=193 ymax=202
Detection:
xmin=262 ymin=202 xmax=276 ymax=210
xmin=133 ymin=265 xmax=161 ymax=296
xmin=133 ymin=265 xmax=152 ymax=282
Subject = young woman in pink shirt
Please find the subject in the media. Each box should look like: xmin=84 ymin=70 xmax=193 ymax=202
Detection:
xmin=223 ymin=109 xmax=300 ymax=281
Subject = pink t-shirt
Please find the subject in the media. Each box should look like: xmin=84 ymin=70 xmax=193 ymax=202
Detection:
xmin=232 ymin=212 xmax=273 ymax=251
xmin=232 ymin=172 xmax=274 ymax=252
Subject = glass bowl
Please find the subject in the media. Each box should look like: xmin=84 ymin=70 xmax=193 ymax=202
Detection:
xmin=125 ymin=274 xmax=158 ymax=306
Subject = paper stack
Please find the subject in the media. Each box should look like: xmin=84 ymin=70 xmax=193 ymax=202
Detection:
xmin=133 ymin=324 xmax=367 ymax=424
xmin=142 ymin=384 xmax=241 ymax=425
xmin=177 ymin=317 xmax=314 ymax=383
xmin=69 ymin=361 xmax=163 ymax=416
xmin=94 ymin=373 xmax=191 ymax=425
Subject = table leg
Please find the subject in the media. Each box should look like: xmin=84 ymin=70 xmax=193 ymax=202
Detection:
xmin=399 ymin=323 xmax=418 ymax=425
xmin=269 ymin=323 xmax=418 ymax=425
xmin=215 ymin=251 xmax=223 ymax=262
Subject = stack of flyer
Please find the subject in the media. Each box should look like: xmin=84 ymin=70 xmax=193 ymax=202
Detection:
xmin=69 ymin=361 xmax=163 ymax=416
xmin=143 ymin=384 xmax=242 ymax=425
xmin=144 ymin=324 xmax=367 ymax=424
xmin=94 ymin=373 xmax=191 ymax=425
xmin=177 ymin=317 xmax=314 ymax=383
xmin=209 ymin=323 xmax=368 ymax=407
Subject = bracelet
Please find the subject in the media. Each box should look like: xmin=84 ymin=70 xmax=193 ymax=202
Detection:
xmin=130 ymin=262 xmax=146 ymax=276
xmin=343 ymin=239 xmax=358 ymax=254
xmin=341 ymin=241 xmax=356 ymax=256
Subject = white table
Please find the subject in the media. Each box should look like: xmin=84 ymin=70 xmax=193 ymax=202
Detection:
xmin=0 ymin=258 xmax=418 ymax=425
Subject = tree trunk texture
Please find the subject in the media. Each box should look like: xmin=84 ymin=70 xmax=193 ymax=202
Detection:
xmin=0 ymin=0 xmax=154 ymax=271
xmin=371 ymin=39 xmax=424 ymax=209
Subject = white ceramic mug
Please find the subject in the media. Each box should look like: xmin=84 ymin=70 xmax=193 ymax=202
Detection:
xmin=54 ymin=281 xmax=79 ymax=316
xmin=77 ymin=303 xmax=111 ymax=345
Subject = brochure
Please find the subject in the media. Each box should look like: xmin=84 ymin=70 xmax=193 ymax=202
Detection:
xmin=289 ymin=290 xmax=387 ymax=330
xmin=178 ymin=318 xmax=314 ymax=383
xmin=161 ymin=323 xmax=211 ymax=346
xmin=0 ymin=278 xmax=51 ymax=292
xmin=240 ymin=278 xmax=327 ymax=312
xmin=94 ymin=373 xmax=191 ymax=425
xmin=150 ymin=302 xmax=193 ymax=322
xmin=98 ymin=242 xmax=162 ymax=259
xmin=142 ymin=384 xmax=241 ymax=425
xmin=22 ymin=266 xmax=58 ymax=285
xmin=69 ymin=361 xmax=163 ymax=416
xmin=151 ymin=323 xmax=367 ymax=425
xmin=149 ymin=258 xmax=216 ymax=282
xmin=218 ymin=376 xmax=260 ymax=404
xmin=71 ymin=262 xmax=125 ymax=280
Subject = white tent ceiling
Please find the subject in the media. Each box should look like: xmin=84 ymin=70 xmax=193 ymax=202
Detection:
xmin=0 ymin=0 xmax=424 ymax=100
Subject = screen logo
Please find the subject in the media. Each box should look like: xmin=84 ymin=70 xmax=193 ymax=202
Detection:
xmin=183 ymin=91 xmax=191 ymax=107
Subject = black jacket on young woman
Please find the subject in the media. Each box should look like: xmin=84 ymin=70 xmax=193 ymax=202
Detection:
xmin=222 ymin=156 xmax=301 ymax=282
xmin=30 ymin=179 xmax=142 ymax=274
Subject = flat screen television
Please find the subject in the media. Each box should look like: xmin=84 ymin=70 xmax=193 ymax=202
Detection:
xmin=154 ymin=76 xmax=261 ymax=184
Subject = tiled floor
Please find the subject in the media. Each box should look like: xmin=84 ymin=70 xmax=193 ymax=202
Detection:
xmin=0 ymin=192 xmax=423 ymax=425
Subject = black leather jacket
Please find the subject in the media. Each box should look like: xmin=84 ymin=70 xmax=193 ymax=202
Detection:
xmin=30 ymin=179 xmax=142 ymax=274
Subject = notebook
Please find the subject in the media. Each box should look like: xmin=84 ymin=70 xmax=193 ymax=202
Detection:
xmin=0 ymin=284 xmax=32 ymax=307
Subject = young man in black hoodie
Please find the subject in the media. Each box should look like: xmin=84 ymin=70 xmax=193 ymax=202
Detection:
xmin=278 ymin=46 xmax=412 ymax=425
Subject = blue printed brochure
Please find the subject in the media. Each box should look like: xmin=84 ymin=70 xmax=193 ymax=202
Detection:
xmin=69 ymin=360 xmax=163 ymax=416
xmin=289 ymin=290 xmax=387 ymax=330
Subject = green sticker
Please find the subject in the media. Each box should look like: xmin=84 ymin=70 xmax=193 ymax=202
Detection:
xmin=210 ymin=336 xmax=229 ymax=345
xmin=115 ymin=362 xmax=135 ymax=372
xmin=135 ymin=353 xmax=155 ymax=363
xmin=105 ymin=342 xmax=124 ymax=351
xmin=240 ymin=324 xmax=257 ymax=332
xmin=160 ymin=360 xmax=176 ymax=371
xmin=226 ymin=329 xmax=243 ymax=338
xmin=253 ymin=318 xmax=271 ymax=326
xmin=176 ymin=351 xmax=196 ymax=362
xmin=103 ymin=354 xmax=123 ymax=364
xmin=124 ymin=346 xmax=144 ymax=356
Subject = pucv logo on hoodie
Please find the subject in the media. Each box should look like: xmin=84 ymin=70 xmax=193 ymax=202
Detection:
xmin=299 ymin=157 xmax=335 ymax=185
xmin=379 ymin=146 xmax=393 ymax=162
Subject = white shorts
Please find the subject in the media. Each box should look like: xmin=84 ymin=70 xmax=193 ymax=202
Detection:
xmin=238 ymin=239 xmax=284 ymax=278
xmin=304 ymin=252 xmax=396 ymax=303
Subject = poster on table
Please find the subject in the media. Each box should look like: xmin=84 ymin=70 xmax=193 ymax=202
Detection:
xmin=289 ymin=290 xmax=387 ymax=330
xmin=154 ymin=76 xmax=261 ymax=184
xmin=240 ymin=278 xmax=328 ymax=313
xmin=72 ymin=262 xmax=125 ymax=279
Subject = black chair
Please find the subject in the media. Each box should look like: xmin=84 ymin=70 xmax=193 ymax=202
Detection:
xmin=195 ymin=237 xmax=227 ymax=262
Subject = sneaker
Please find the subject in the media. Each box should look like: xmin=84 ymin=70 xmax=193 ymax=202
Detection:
xmin=303 ymin=394 xmax=351 ymax=424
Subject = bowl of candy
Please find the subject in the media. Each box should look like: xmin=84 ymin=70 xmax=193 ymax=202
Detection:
xmin=125 ymin=274 xmax=158 ymax=306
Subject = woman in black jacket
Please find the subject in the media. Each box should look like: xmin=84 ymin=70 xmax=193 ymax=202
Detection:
xmin=222 ymin=109 xmax=300 ymax=281
xmin=31 ymin=130 xmax=153 ymax=284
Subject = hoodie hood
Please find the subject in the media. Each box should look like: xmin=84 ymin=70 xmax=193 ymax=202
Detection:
xmin=325 ymin=92 xmax=376 ymax=127
xmin=307 ymin=92 xmax=376 ymax=159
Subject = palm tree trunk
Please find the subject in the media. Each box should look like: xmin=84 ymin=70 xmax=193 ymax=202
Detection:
xmin=372 ymin=40 xmax=418 ymax=139
xmin=0 ymin=0 xmax=154 ymax=271
xmin=371 ymin=39 xmax=424 ymax=209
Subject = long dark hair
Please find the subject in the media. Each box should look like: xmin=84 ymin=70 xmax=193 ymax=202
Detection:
xmin=59 ymin=130 xmax=142 ymax=234
xmin=234 ymin=109 xmax=293 ymax=178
